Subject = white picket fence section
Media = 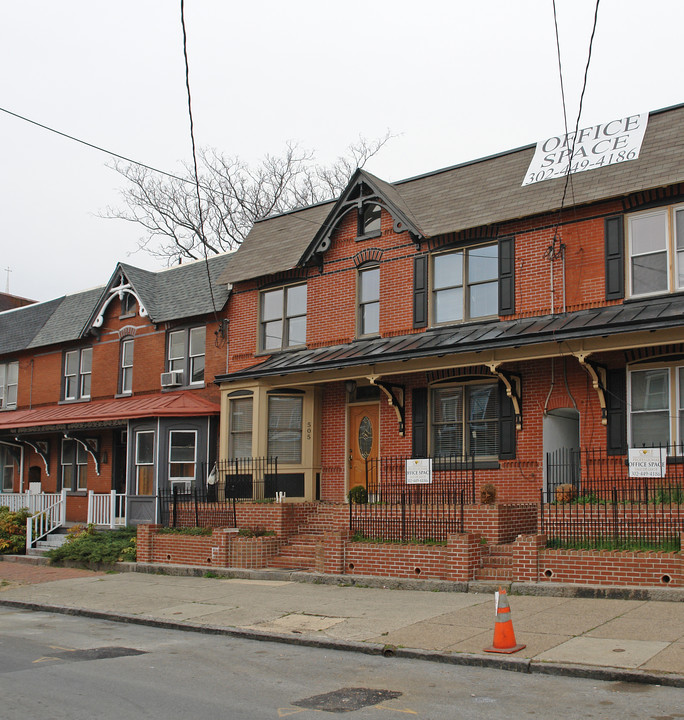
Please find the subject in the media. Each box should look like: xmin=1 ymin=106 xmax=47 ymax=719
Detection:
xmin=87 ymin=490 xmax=127 ymax=528
xmin=25 ymin=489 xmax=67 ymax=551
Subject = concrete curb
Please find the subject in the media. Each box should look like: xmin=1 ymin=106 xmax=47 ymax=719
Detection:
xmin=1 ymin=596 xmax=683 ymax=688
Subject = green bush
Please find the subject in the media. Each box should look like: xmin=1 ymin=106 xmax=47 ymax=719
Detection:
xmin=348 ymin=485 xmax=368 ymax=504
xmin=157 ymin=526 xmax=213 ymax=536
xmin=0 ymin=506 xmax=31 ymax=554
xmin=47 ymin=526 xmax=137 ymax=565
xmin=237 ymin=527 xmax=275 ymax=537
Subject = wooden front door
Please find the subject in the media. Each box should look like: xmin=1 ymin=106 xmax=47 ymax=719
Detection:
xmin=348 ymin=404 xmax=379 ymax=492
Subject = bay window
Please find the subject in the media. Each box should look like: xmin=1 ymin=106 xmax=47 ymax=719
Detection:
xmin=268 ymin=395 xmax=303 ymax=463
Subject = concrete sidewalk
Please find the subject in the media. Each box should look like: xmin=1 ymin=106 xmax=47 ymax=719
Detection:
xmin=1 ymin=557 xmax=683 ymax=687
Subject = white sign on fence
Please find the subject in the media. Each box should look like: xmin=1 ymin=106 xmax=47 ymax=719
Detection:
xmin=522 ymin=113 xmax=648 ymax=186
xmin=405 ymin=458 xmax=432 ymax=485
xmin=628 ymin=447 xmax=667 ymax=478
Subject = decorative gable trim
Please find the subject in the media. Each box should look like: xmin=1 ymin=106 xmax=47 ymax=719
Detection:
xmin=300 ymin=169 xmax=424 ymax=267
xmin=93 ymin=276 xmax=147 ymax=329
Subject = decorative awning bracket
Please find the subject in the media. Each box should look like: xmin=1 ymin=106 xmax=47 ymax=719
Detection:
xmin=64 ymin=434 xmax=101 ymax=476
xmin=486 ymin=363 xmax=523 ymax=430
xmin=576 ymin=353 xmax=608 ymax=426
xmin=368 ymin=376 xmax=406 ymax=436
xmin=15 ymin=438 xmax=51 ymax=476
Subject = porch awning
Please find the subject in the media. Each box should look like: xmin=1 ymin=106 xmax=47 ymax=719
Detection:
xmin=0 ymin=391 xmax=220 ymax=432
xmin=215 ymin=294 xmax=684 ymax=382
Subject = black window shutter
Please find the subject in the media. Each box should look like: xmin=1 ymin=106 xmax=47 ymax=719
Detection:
xmin=412 ymin=387 xmax=428 ymax=457
xmin=605 ymin=215 xmax=625 ymax=300
xmin=413 ymin=255 xmax=428 ymax=328
xmin=498 ymin=382 xmax=516 ymax=459
xmin=498 ymin=236 xmax=515 ymax=315
xmin=606 ymin=368 xmax=627 ymax=455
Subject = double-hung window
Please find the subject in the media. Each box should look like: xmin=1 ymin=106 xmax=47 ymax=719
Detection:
xmin=628 ymin=365 xmax=684 ymax=448
xmin=431 ymin=382 xmax=499 ymax=459
xmin=358 ymin=266 xmax=379 ymax=336
xmin=1 ymin=447 xmax=14 ymax=492
xmin=169 ymin=430 xmax=197 ymax=492
xmin=64 ymin=348 xmax=92 ymax=400
xmin=628 ymin=205 xmax=684 ymax=297
xmin=229 ymin=397 xmax=253 ymax=458
xmin=61 ymin=438 xmax=88 ymax=491
xmin=168 ymin=327 xmax=205 ymax=385
xmin=433 ymin=244 xmax=498 ymax=324
xmin=120 ymin=339 xmax=134 ymax=395
xmin=0 ymin=361 xmax=18 ymax=410
xmin=260 ymin=284 xmax=307 ymax=351
xmin=267 ymin=395 xmax=303 ymax=463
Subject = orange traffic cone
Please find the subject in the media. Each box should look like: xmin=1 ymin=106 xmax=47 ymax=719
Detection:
xmin=483 ymin=588 xmax=526 ymax=654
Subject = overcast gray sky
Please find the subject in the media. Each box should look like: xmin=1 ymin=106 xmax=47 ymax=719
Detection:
xmin=2 ymin=0 xmax=682 ymax=302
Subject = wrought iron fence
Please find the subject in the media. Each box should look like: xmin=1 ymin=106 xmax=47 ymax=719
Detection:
xmin=546 ymin=444 xmax=684 ymax=502
xmin=360 ymin=455 xmax=476 ymax=504
xmin=540 ymin=487 xmax=683 ymax=551
xmin=350 ymin=490 xmax=466 ymax=543
xmin=157 ymin=457 xmax=282 ymax=528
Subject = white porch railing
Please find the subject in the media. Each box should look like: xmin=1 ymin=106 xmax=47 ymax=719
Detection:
xmin=25 ymin=489 xmax=67 ymax=551
xmin=87 ymin=490 xmax=127 ymax=529
xmin=1 ymin=491 xmax=64 ymax=515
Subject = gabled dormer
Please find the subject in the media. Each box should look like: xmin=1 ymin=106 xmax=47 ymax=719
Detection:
xmin=300 ymin=168 xmax=425 ymax=267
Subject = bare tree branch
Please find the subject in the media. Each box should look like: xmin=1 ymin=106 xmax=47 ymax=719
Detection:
xmin=102 ymin=134 xmax=394 ymax=264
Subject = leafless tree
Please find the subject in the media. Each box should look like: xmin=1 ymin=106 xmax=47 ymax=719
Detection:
xmin=104 ymin=133 xmax=393 ymax=264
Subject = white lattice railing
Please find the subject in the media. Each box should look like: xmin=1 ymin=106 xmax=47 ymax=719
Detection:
xmin=87 ymin=490 xmax=127 ymax=528
xmin=25 ymin=489 xmax=67 ymax=550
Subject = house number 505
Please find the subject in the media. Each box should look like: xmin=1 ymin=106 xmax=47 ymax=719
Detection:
xmin=306 ymin=421 xmax=312 ymax=441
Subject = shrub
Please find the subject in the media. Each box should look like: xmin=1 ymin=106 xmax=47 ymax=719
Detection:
xmin=157 ymin=526 xmax=213 ymax=536
xmin=237 ymin=527 xmax=276 ymax=538
xmin=0 ymin=506 xmax=31 ymax=554
xmin=46 ymin=527 xmax=137 ymax=565
xmin=348 ymin=485 xmax=368 ymax=504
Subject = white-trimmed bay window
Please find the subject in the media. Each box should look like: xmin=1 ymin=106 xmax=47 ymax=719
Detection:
xmin=229 ymin=397 xmax=253 ymax=458
xmin=260 ymin=284 xmax=307 ymax=351
xmin=0 ymin=361 xmax=18 ymax=410
xmin=431 ymin=382 xmax=499 ymax=458
xmin=135 ymin=430 xmax=155 ymax=496
xmin=629 ymin=205 xmax=684 ymax=297
xmin=433 ymin=243 xmax=498 ymax=324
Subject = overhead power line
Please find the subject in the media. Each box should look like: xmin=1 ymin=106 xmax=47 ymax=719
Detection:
xmin=0 ymin=105 xmax=195 ymax=186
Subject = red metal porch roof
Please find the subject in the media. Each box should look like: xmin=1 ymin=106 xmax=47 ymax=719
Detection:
xmin=0 ymin=392 xmax=220 ymax=431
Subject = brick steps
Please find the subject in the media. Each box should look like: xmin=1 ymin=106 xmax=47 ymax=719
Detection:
xmin=268 ymin=504 xmax=347 ymax=570
xmin=474 ymin=542 xmax=515 ymax=582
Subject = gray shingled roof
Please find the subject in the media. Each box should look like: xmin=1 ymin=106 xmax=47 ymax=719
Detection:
xmin=29 ymin=287 xmax=105 ymax=349
xmin=221 ymin=103 xmax=684 ymax=285
xmin=217 ymin=294 xmax=684 ymax=382
xmin=0 ymin=298 xmax=64 ymax=355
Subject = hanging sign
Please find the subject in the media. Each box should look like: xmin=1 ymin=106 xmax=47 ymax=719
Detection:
xmin=522 ymin=112 xmax=648 ymax=186
xmin=405 ymin=458 xmax=432 ymax=485
xmin=628 ymin=447 xmax=667 ymax=478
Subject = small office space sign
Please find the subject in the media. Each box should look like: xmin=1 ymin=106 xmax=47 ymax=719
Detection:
xmin=628 ymin=447 xmax=667 ymax=478
xmin=406 ymin=458 xmax=433 ymax=484
xmin=522 ymin=113 xmax=648 ymax=186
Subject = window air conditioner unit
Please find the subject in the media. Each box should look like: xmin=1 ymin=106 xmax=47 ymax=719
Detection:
xmin=170 ymin=480 xmax=192 ymax=494
xmin=161 ymin=370 xmax=184 ymax=388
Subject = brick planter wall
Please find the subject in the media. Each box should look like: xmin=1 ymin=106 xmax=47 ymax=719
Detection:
xmin=463 ymin=504 xmax=538 ymax=544
xmin=136 ymin=525 xmax=280 ymax=569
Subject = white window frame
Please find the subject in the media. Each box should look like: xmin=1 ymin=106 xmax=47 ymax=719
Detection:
xmin=135 ymin=430 xmax=155 ymax=496
xmin=168 ymin=429 xmax=198 ymax=490
xmin=432 ymin=242 xmax=499 ymax=325
xmin=60 ymin=438 xmax=89 ymax=491
xmin=63 ymin=348 xmax=92 ymax=401
xmin=267 ymin=395 xmax=303 ymax=464
xmin=627 ymin=364 xmax=684 ymax=450
xmin=1 ymin=446 xmax=14 ymax=492
xmin=120 ymin=339 xmax=134 ymax=395
xmin=167 ymin=327 xmax=205 ymax=386
xmin=259 ymin=283 xmax=307 ymax=351
xmin=628 ymin=204 xmax=684 ymax=298
xmin=229 ymin=397 xmax=253 ymax=459
xmin=358 ymin=265 xmax=380 ymax=336
xmin=0 ymin=361 xmax=18 ymax=410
